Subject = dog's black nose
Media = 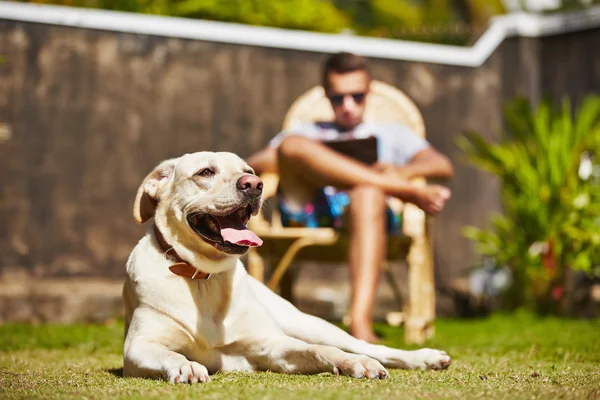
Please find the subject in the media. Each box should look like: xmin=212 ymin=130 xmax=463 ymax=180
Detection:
xmin=237 ymin=175 xmax=263 ymax=197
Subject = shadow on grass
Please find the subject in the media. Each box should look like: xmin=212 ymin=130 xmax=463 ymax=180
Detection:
xmin=107 ymin=367 xmax=123 ymax=377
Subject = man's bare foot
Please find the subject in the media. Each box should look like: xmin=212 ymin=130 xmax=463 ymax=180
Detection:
xmin=412 ymin=185 xmax=451 ymax=214
xmin=350 ymin=322 xmax=381 ymax=343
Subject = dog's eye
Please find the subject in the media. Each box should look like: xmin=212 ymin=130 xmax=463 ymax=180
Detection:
xmin=197 ymin=168 xmax=215 ymax=177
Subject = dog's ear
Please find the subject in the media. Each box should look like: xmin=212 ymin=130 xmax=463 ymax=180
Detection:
xmin=133 ymin=158 xmax=179 ymax=224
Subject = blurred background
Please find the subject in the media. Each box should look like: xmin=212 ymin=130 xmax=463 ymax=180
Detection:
xmin=0 ymin=0 xmax=599 ymax=325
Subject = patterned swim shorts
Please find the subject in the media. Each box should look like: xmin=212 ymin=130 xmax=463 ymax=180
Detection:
xmin=278 ymin=187 xmax=402 ymax=234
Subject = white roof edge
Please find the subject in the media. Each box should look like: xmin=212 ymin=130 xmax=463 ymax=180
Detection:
xmin=0 ymin=2 xmax=598 ymax=67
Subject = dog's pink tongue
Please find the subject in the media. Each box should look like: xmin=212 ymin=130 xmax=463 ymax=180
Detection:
xmin=221 ymin=228 xmax=262 ymax=247
xmin=216 ymin=216 xmax=263 ymax=247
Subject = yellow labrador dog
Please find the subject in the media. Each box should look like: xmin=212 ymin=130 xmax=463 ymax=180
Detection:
xmin=123 ymin=152 xmax=451 ymax=383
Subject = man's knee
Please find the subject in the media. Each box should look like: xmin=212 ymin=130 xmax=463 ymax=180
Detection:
xmin=278 ymin=135 xmax=314 ymax=161
xmin=349 ymin=185 xmax=386 ymax=218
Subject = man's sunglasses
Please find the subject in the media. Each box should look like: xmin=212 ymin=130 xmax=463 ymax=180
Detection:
xmin=328 ymin=92 xmax=366 ymax=107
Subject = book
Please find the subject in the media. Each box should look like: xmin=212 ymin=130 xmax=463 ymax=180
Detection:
xmin=322 ymin=136 xmax=378 ymax=165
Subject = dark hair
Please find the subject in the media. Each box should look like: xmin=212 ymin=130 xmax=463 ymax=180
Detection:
xmin=322 ymin=52 xmax=370 ymax=92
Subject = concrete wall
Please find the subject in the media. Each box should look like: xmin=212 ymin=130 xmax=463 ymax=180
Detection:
xmin=0 ymin=12 xmax=598 ymax=321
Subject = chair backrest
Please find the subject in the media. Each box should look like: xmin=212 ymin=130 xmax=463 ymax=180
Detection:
xmin=282 ymin=80 xmax=425 ymax=138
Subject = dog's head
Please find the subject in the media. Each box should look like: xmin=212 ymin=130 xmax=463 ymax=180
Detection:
xmin=133 ymin=152 xmax=263 ymax=270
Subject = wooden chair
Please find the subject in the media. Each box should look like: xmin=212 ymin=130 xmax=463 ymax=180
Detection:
xmin=247 ymin=81 xmax=436 ymax=344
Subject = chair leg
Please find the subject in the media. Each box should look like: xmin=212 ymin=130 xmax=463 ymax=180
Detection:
xmin=267 ymin=236 xmax=336 ymax=291
xmin=383 ymin=260 xmax=406 ymax=328
xmin=279 ymin=264 xmax=299 ymax=303
xmin=405 ymin=219 xmax=435 ymax=344
xmin=382 ymin=261 xmax=404 ymax=310
xmin=422 ymin=220 xmax=436 ymax=340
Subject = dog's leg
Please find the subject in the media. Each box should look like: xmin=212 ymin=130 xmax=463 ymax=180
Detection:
xmin=236 ymin=336 xmax=388 ymax=379
xmin=123 ymin=308 xmax=211 ymax=383
xmin=247 ymin=276 xmax=450 ymax=370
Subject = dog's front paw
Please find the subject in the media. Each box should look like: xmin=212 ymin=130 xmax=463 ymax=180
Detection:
xmin=410 ymin=349 xmax=451 ymax=370
xmin=334 ymin=355 xmax=389 ymax=379
xmin=167 ymin=361 xmax=210 ymax=384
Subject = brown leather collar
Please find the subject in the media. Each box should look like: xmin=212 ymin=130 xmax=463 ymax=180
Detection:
xmin=153 ymin=224 xmax=211 ymax=280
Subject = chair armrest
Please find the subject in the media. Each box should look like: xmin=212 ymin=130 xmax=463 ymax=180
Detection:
xmin=401 ymin=178 xmax=428 ymax=239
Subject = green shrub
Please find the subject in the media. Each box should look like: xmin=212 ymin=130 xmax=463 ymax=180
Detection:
xmin=24 ymin=0 xmax=350 ymax=33
xmin=458 ymin=96 xmax=600 ymax=313
xmin=21 ymin=0 xmax=505 ymax=44
xmin=169 ymin=0 xmax=350 ymax=33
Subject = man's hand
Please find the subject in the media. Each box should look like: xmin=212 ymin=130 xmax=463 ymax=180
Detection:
xmin=412 ymin=185 xmax=451 ymax=214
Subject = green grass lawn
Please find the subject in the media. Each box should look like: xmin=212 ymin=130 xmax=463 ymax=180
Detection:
xmin=1 ymin=312 xmax=599 ymax=399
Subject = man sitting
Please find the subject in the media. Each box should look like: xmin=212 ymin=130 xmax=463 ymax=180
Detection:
xmin=247 ymin=52 xmax=454 ymax=343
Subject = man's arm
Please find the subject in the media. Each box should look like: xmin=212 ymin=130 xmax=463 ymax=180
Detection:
xmin=402 ymin=147 xmax=454 ymax=180
xmin=247 ymin=146 xmax=278 ymax=174
xmin=375 ymin=148 xmax=454 ymax=181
